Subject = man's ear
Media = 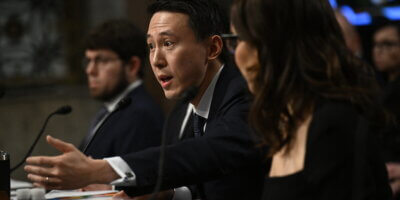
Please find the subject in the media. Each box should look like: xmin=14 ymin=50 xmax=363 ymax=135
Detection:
xmin=125 ymin=56 xmax=141 ymax=81
xmin=207 ymin=35 xmax=223 ymax=60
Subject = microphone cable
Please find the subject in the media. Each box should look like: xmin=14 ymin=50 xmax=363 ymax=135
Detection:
xmin=10 ymin=105 xmax=72 ymax=172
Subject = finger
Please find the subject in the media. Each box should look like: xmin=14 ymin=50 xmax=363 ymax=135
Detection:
xmin=24 ymin=165 xmax=56 ymax=177
xmin=27 ymin=174 xmax=48 ymax=185
xmin=28 ymin=174 xmax=62 ymax=189
xmin=26 ymin=156 xmax=57 ymax=166
xmin=47 ymin=135 xmax=76 ymax=153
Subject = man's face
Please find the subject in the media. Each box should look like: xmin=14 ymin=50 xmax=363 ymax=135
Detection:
xmin=85 ymin=49 xmax=129 ymax=101
xmin=147 ymin=11 xmax=209 ymax=99
xmin=373 ymin=26 xmax=400 ymax=73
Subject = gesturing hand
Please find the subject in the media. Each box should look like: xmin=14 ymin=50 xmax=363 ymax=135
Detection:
xmin=24 ymin=135 xmax=117 ymax=190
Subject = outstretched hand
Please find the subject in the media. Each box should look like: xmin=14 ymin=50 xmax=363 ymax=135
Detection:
xmin=24 ymin=135 xmax=118 ymax=190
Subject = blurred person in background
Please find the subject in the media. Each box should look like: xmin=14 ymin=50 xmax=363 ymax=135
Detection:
xmin=372 ymin=18 xmax=400 ymax=198
xmin=79 ymin=19 xmax=164 ymax=190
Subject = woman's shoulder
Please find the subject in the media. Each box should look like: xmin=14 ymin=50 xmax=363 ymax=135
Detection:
xmin=313 ymin=99 xmax=360 ymax=127
xmin=306 ymin=99 xmax=363 ymax=145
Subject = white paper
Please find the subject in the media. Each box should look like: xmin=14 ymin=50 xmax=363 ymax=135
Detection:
xmin=45 ymin=190 xmax=117 ymax=199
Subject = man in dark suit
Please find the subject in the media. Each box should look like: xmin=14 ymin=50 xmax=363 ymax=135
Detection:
xmin=24 ymin=1 xmax=265 ymax=199
xmin=80 ymin=19 xmax=164 ymax=160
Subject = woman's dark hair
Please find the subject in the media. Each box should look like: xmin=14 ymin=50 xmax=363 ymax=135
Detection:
xmin=85 ymin=19 xmax=147 ymax=78
xmin=231 ymin=0 xmax=382 ymax=156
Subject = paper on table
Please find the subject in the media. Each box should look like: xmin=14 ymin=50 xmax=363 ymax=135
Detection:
xmin=10 ymin=179 xmax=33 ymax=189
xmin=45 ymin=190 xmax=117 ymax=199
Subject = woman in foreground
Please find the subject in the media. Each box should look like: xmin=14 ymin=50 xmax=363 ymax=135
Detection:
xmin=228 ymin=0 xmax=392 ymax=199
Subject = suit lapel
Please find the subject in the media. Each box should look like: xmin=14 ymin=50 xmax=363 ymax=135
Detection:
xmin=167 ymin=63 xmax=241 ymax=141
xmin=208 ymin=63 xmax=239 ymax=124
xmin=167 ymin=103 xmax=190 ymax=143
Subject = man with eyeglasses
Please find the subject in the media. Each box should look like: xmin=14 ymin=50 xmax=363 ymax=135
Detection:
xmin=79 ymin=19 xmax=164 ymax=190
xmin=372 ymin=19 xmax=400 ymax=199
xmin=373 ymin=21 xmax=400 ymax=82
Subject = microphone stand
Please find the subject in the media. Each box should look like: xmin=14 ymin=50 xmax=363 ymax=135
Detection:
xmin=148 ymin=87 xmax=198 ymax=200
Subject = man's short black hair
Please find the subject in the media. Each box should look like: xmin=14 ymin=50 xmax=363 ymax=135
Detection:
xmin=85 ymin=19 xmax=147 ymax=78
xmin=148 ymin=0 xmax=230 ymax=63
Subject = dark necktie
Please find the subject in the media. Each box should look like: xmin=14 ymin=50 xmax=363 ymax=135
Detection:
xmin=193 ymin=113 xmax=206 ymax=137
xmin=188 ymin=113 xmax=208 ymax=199
xmin=79 ymin=106 xmax=109 ymax=150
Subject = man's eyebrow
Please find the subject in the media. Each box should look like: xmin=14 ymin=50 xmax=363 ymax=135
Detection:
xmin=147 ymin=31 xmax=176 ymax=39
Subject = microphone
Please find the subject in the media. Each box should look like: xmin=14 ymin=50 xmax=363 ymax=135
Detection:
xmin=54 ymin=105 xmax=72 ymax=115
xmin=83 ymin=97 xmax=132 ymax=153
xmin=179 ymin=86 xmax=198 ymax=104
xmin=148 ymin=87 xmax=198 ymax=200
xmin=116 ymin=97 xmax=132 ymax=111
xmin=10 ymin=105 xmax=73 ymax=172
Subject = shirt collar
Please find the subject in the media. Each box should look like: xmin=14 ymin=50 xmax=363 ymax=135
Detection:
xmin=104 ymin=79 xmax=142 ymax=112
xmin=191 ymin=65 xmax=224 ymax=119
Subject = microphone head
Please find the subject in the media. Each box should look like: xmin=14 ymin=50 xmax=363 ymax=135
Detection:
xmin=54 ymin=105 xmax=72 ymax=115
xmin=180 ymin=86 xmax=198 ymax=103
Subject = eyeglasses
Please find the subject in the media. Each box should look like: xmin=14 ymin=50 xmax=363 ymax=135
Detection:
xmin=373 ymin=41 xmax=400 ymax=51
xmin=82 ymin=56 xmax=121 ymax=70
xmin=221 ymin=33 xmax=239 ymax=54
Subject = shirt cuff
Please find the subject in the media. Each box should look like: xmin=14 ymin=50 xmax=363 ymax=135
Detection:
xmin=104 ymin=156 xmax=137 ymax=186
xmin=172 ymin=187 xmax=192 ymax=200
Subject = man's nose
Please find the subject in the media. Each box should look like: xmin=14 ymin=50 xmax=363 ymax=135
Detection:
xmin=151 ymin=48 xmax=167 ymax=69
xmin=373 ymin=46 xmax=385 ymax=56
xmin=86 ymin=61 xmax=97 ymax=75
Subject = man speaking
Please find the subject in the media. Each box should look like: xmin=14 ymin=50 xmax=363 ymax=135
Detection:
xmin=25 ymin=1 xmax=265 ymax=199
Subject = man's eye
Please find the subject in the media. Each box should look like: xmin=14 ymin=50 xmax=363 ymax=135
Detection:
xmin=148 ymin=43 xmax=154 ymax=50
xmin=164 ymin=41 xmax=173 ymax=47
xmin=97 ymin=57 xmax=108 ymax=63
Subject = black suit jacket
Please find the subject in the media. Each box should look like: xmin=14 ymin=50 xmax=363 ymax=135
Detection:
xmin=121 ymin=65 xmax=266 ymax=200
xmin=83 ymin=85 xmax=164 ymax=159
